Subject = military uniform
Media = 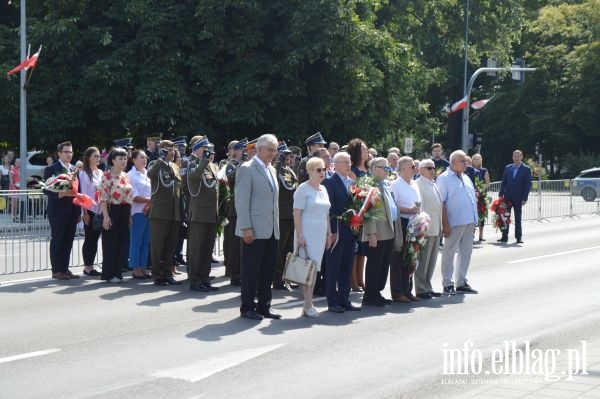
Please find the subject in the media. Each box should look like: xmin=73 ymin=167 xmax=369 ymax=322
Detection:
xmin=297 ymin=132 xmax=327 ymax=183
xmin=148 ymin=158 xmax=181 ymax=283
xmin=274 ymin=159 xmax=298 ymax=287
xmin=187 ymin=156 xmax=219 ymax=290
xmin=224 ymin=158 xmax=243 ymax=284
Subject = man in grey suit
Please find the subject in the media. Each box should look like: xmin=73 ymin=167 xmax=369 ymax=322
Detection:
xmin=235 ymin=134 xmax=281 ymax=320
xmin=414 ymin=159 xmax=443 ymax=299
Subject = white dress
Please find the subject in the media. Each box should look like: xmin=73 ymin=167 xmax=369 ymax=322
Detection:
xmin=293 ymin=182 xmax=331 ymax=271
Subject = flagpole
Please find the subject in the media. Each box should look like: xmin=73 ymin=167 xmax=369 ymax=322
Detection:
xmin=19 ymin=0 xmax=28 ymax=222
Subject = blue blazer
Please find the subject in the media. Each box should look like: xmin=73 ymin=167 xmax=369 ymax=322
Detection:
xmin=43 ymin=161 xmax=81 ymax=218
xmin=499 ymin=163 xmax=532 ymax=203
xmin=322 ymin=173 xmax=354 ymax=241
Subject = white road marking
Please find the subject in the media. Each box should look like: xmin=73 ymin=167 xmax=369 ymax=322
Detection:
xmin=152 ymin=344 xmax=285 ymax=382
xmin=0 ymin=348 xmax=61 ymax=364
xmin=507 ymin=245 xmax=600 ymax=264
xmin=0 ymin=276 xmax=52 ymax=286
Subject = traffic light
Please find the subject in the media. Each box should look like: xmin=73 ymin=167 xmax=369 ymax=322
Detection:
xmin=512 ymin=58 xmax=525 ymax=85
xmin=472 ymin=132 xmax=482 ymax=148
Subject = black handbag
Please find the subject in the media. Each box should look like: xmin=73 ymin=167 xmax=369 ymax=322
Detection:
xmin=92 ymin=213 xmax=106 ymax=232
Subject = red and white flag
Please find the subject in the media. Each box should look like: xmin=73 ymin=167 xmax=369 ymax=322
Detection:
xmin=7 ymin=45 xmax=42 ymax=76
xmin=448 ymin=95 xmax=467 ymax=114
xmin=471 ymin=98 xmax=492 ymax=110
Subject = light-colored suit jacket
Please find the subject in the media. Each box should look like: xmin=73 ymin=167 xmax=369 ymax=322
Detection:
xmin=235 ymin=158 xmax=280 ymax=239
xmin=361 ymin=182 xmax=395 ymax=242
xmin=416 ymin=176 xmax=442 ymax=236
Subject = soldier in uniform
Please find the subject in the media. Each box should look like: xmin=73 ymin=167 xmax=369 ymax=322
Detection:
xmin=223 ymin=138 xmax=248 ymax=285
xmin=219 ymin=140 xmax=238 ymax=169
xmin=273 ymin=141 xmax=299 ymax=290
xmin=148 ymin=140 xmax=183 ymax=286
xmin=297 ymin=132 xmax=327 ymax=183
xmin=144 ymin=133 xmax=162 ymax=162
xmin=245 ymin=138 xmax=258 ymax=160
xmin=288 ymin=145 xmax=302 ymax=175
xmin=172 ymin=136 xmax=189 ymax=267
xmin=186 ymin=136 xmax=220 ymax=292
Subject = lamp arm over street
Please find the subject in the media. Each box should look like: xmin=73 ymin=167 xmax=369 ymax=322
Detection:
xmin=461 ymin=67 xmax=537 ymax=152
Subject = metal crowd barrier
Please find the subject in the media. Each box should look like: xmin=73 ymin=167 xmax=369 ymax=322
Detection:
xmin=486 ymin=179 xmax=600 ymax=222
xmin=0 ymin=189 xmax=223 ymax=275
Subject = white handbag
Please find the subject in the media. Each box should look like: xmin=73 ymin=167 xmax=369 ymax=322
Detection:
xmin=283 ymin=246 xmax=317 ymax=286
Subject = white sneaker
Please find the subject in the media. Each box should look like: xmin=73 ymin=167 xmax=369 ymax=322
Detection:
xmin=302 ymin=307 xmax=319 ymax=318
xmin=108 ymin=277 xmax=123 ymax=283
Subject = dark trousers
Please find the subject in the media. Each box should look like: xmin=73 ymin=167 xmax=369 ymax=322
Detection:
xmin=174 ymin=220 xmax=187 ymax=260
xmin=225 ymin=217 xmax=242 ymax=279
xmin=240 ymin=235 xmax=277 ymax=313
xmin=364 ymin=239 xmax=393 ymax=300
xmin=275 ymin=219 xmax=294 ymax=282
xmin=48 ymin=212 xmax=77 ymax=273
xmin=188 ymin=222 xmax=217 ymax=285
xmin=82 ymin=210 xmax=102 ymax=266
xmin=101 ymin=204 xmax=131 ymax=280
xmin=390 ymin=218 xmax=413 ymax=296
xmin=315 ymin=255 xmax=327 ymax=293
xmin=326 ymin=236 xmax=355 ymax=308
xmin=150 ymin=219 xmax=179 ymax=280
xmin=502 ymin=201 xmax=523 ymax=240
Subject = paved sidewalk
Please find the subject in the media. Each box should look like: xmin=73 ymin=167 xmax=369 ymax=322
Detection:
xmin=456 ymin=337 xmax=600 ymax=398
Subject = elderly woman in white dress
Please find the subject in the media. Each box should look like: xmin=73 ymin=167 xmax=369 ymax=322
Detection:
xmin=293 ymin=157 xmax=332 ymax=317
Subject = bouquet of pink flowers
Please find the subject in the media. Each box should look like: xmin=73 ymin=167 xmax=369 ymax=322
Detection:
xmin=402 ymin=211 xmax=431 ymax=273
xmin=339 ymin=176 xmax=383 ymax=234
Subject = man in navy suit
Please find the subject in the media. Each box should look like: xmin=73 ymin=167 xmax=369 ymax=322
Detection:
xmin=43 ymin=141 xmax=81 ymax=280
xmin=322 ymin=152 xmax=361 ymax=313
xmin=499 ymin=150 xmax=532 ymax=244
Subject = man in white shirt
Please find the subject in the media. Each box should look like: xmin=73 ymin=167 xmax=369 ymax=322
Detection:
xmin=435 ymin=150 xmax=479 ymax=295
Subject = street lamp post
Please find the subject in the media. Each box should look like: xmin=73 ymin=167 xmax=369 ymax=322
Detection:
xmin=460 ymin=66 xmax=536 ymax=152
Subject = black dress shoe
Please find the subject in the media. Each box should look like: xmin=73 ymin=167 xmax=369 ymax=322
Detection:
xmin=175 ymin=256 xmax=187 ymax=265
xmin=230 ymin=278 xmax=242 ymax=286
xmin=362 ymin=298 xmax=385 ymax=307
xmin=343 ymin=304 xmax=362 ymax=311
xmin=154 ymin=279 xmax=168 ymax=286
xmin=272 ymin=280 xmax=288 ymax=290
xmin=165 ymin=276 xmax=182 ymax=285
xmin=83 ymin=269 xmax=101 ymax=276
xmin=257 ymin=309 xmax=282 ymax=319
xmin=416 ymin=292 xmax=433 ymax=300
xmin=241 ymin=310 xmax=263 ymax=320
xmin=328 ymin=305 xmax=345 ymax=313
xmin=190 ymin=283 xmax=219 ymax=292
xmin=516 ymin=239 xmax=524 ymax=244
xmin=379 ymin=297 xmax=393 ymax=305
xmin=497 ymin=238 xmax=508 ymax=243
xmin=313 ymin=287 xmax=326 ymax=297
xmin=428 ymin=291 xmax=442 ymax=297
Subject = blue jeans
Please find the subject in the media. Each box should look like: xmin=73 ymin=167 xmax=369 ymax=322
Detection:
xmin=129 ymin=213 xmax=150 ymax=269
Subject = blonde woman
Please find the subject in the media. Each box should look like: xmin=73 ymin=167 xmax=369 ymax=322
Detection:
xmin=293 ymin=157 xmax=332 ymax=317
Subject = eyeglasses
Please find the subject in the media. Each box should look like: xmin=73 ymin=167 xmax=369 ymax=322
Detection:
xmin=423 ymin=166 xmax=435 ymax=171
xmin=314 ymin=168 xmax=326 ymax=173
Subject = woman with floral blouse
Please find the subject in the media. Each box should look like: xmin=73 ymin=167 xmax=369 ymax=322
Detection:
xmin=99 ymin=147 xmax=133 ymax=283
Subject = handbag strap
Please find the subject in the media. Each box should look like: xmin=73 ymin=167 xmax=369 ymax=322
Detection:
xmin=295 ymin=245 xmax=310 ymax=260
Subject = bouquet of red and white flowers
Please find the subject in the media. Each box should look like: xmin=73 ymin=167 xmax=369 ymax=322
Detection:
xmin=491 ymin=198 xmax=511 ymax=231
xmin=475 ymin=177 xmax=490 ymax=223
xmin=402 ymin=211 xmax=431 ymax=273
xmin=339 ymin=176 xmax=383 ymax=234
xmin=43 ymin=172 xmax=77 ymax=193
xmin=42 ymin=172 xmax=97 ymax=211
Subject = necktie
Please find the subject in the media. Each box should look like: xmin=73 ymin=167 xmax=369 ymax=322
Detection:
xmin=513 ymin=164 xmax=519 ymax=179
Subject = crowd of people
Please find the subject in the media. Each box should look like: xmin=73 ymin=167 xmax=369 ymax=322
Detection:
xmin=2 ymin=133 xmax=532 ymax=320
